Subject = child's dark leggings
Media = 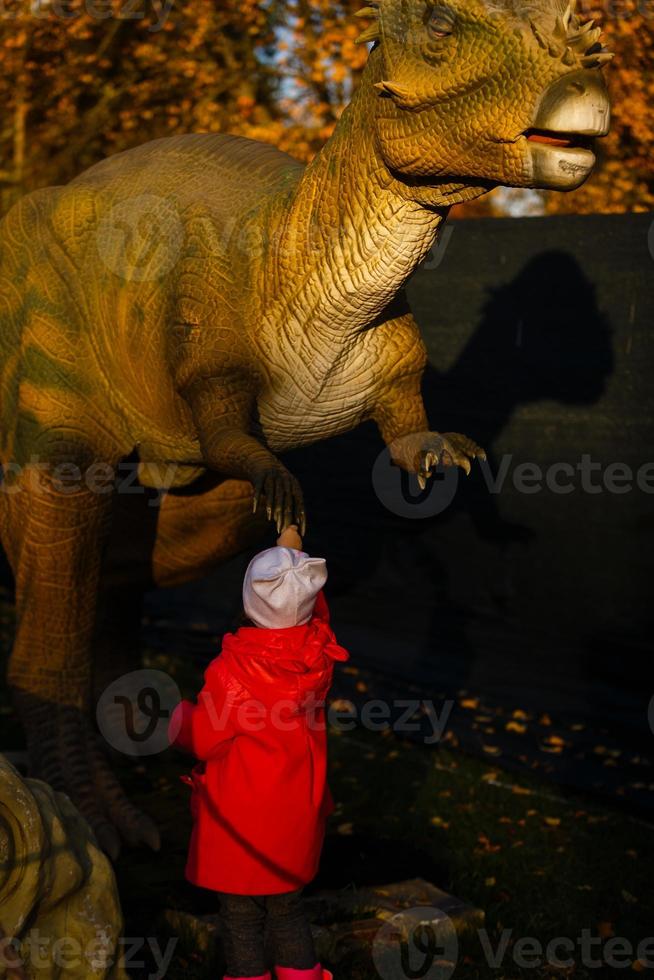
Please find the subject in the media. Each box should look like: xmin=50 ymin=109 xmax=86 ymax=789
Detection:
xmin=218 ymin=890 xmax=317 ymax=977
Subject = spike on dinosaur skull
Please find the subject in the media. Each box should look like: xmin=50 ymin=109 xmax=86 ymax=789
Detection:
xmin=356 ymin=23 xmax=382 ymax=45
xmin=529 ymin=2 xmax=613 ymax=68
xmin=355 ymin=3 xmax=381 ymax=45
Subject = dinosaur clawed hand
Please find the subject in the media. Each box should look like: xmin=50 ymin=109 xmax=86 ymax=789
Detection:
xmin=417 ymin=432 xmax=486 ymax=490
xmin=417 ymin=432 xmax=487 ymax=488
xmin=252 ymin=462 xmax=306 ymax=536
xmin=390 ymin=431 xmax=486 ymax=489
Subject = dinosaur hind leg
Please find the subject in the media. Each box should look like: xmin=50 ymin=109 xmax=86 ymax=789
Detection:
xmin=2 ymin=459 xmax=126 ymax=857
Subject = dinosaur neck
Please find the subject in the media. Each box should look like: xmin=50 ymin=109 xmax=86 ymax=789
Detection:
xmin=263 ymin=54 xmax=446 ymax=341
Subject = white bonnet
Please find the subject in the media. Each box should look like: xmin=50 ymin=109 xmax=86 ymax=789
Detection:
xmin=243 ymin=547 xmax=328 ymax=629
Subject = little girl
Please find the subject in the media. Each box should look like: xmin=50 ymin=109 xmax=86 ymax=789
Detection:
xmin=169 ymin=525 xmax=348 ymax=980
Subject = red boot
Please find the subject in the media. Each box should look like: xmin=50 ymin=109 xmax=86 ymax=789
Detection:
xmin=275 ymin=968 xmax=332 ymax=980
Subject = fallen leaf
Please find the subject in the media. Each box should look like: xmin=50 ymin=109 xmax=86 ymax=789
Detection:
xmin=431 ymin=816 xmax=450 ymax=829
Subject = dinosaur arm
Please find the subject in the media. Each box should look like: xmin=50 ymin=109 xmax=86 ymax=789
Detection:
xmin=182 ymin=372 xmax=274 ymax=477
xmin=180 ymin=371 xmax=306 ymax=533
xmin=374 ymin=364 xmax=430 ymax=447
xmin=371 ymin=312 xmax=485 ymax=478
xmin=370 ymin=311 xmax=430 ymax=462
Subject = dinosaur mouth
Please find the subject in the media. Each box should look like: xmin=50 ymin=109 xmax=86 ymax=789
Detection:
xmin=523 ymin=128 xmax=595 ymax=151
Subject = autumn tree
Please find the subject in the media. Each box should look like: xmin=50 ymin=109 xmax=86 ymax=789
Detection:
xmin=0 ymin=0 xmax=282 ymax=211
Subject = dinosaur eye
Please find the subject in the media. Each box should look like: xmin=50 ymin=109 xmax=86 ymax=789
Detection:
xmin=427 ymin=5 xmax=455 ymax=37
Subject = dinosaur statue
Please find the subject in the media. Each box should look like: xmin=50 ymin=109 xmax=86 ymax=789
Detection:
xmin=0 ymin=0 xmax=611 ymax=857
xmin=0 ymin=755 xmax=126 ymax=979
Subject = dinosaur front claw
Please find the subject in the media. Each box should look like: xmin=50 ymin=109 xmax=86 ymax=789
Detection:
xmin=253 ymin=464 xmax=306 ymax=536
xmin=395 ymin=431 xmax=486 ymax=488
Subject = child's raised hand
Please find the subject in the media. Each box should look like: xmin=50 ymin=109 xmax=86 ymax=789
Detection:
xmin=276 ymin=524 xmax=303 ymax=551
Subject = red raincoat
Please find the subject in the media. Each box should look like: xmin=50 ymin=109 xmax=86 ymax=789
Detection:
xmin=168 ymin=593 xmax=349 ymax=895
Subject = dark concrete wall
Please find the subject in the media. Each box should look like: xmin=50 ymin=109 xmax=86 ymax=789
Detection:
xmin=281 ymin=212 xmax=653 ymax=742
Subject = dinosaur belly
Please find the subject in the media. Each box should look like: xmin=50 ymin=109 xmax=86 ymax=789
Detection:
xmin=258 ymin=389 xmax=371 ymax=452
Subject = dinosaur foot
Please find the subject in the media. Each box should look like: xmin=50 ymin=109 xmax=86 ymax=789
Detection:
xmin=13 ymin=691 xmax=160 ymax=861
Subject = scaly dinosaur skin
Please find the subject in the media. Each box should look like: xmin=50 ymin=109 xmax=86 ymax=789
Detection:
xmin=0 ymin=755 xmax=127 ymax=979
xmin=0 ymin=0 xmax=610 ymax=855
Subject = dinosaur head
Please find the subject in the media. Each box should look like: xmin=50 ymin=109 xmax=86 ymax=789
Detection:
xmin=357 ymin=0 xmax=612 ymax=204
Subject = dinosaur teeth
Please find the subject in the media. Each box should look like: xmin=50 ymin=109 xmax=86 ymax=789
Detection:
xmin=562 ymin=46 xmax=576 ymax=65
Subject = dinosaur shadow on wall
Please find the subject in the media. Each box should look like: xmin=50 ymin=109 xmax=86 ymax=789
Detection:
xmin=288 ymin=249 xmax=614 ymax=696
